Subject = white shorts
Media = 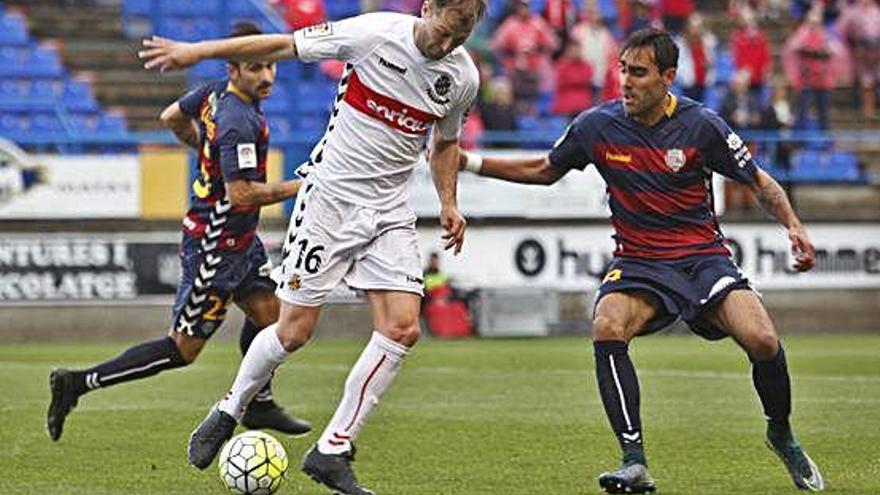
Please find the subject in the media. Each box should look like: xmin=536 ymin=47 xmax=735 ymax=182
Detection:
xmin=275 ymin=184 xmax=424 ymax=306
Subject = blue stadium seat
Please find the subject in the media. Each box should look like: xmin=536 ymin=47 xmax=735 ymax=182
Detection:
xmin=160 ymin=18 xmax=221 ymax=42
xmin=268 ymin=116 xmax=293 ymax=140
xmin=263 ymin=85 xmax=290 ymax=114
xmin=63 ymin=80 xmax=99 ymax=112
xmin=0 ymin=11 xmax=30 ymax=46
xmin=68 ymin=112 xmax=103 ymax=135
xmin=0 ymin=113 xmax=27 ymax=137
xmin=190 ymin=59 xmax=226 ymax=81
xmin=100 ymin=114 xmax=129 ymax=133
xmin=30 ymin=45 xmax=65 ymax=77
xmin=33 ymin=112 xmax=65 ymax=133
xmin=0 ymin=46 xmax=30 ymax=76
xmin=123 ymin=0 xmax=153 ymax=17
xmin=597 ymin=0 xmax=619 ymax=23
xmin=790 ymin=150 xmax=863 ymax=183
xmin=229 ymin=1 xmax=263 ymax=17
xmin=326 ymin=0 xmax=360 ymax=20
xmin=714 ymin=49 xmax=735 ymax=85
xmin=162 ymin=0 xmax=220 ymax=16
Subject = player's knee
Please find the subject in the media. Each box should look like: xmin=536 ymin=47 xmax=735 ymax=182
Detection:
xmin=275 ymin=323 xmax=313 ymax=352
xmin=382 ymin=320 xmax=421 ymax=347
xmin=170 ymin=334 xmax=205 ymax=364
xmin=748 ymin=331 xmax=780 ymax=361
xmin=592 ymin=315 xmax=627 ymax=342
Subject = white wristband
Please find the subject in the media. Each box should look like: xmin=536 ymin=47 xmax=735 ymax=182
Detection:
xmin=464 ymin=152 xmax=483 ymax=174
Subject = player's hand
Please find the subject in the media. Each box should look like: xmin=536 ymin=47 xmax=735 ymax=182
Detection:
xmin=788 ymin=224 xmax=815 ymax=272
xmin=440 ymin=206 xmax=467 ymax=255
xmin=139 ymin=36 xmax=200 ymax=72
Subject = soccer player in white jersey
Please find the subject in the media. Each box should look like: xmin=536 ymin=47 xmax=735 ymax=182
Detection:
xmin=140 ymin=1 xmax=486 ymax=493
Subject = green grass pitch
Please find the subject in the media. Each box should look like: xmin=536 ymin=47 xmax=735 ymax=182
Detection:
xmin=1 ymin=335 xmax=878 ymax=494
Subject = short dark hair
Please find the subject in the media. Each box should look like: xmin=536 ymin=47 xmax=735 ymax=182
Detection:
xmin=433 ymin=0 xmax=489 ymax=21
xmin=228 ymin=21 xmax=262 ymax=38
xmin=620 ymin=28 xmax=678 ymax=73
xmin=226 ymin=22 xmax=263 ymax=65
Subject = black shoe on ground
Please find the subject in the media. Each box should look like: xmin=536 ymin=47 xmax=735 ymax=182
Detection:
xmin=598 ymin=462 xmax=657 ymax=494
xmin=766 ymin=424 xmax=825 ymax=491
xmin=242 ymin=400 xmax=312 ymax=437
xmin=187 ymin=407 xmax=237 ymax=470
xmin=301 ymin=444 xmax=375 ymax=495
xmin=46 ymin=369 xmax=82 ymax=441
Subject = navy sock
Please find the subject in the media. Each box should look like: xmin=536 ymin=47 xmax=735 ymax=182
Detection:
xmin=79 ymin=336 xmax=187 ymax=394
xmin=751 ymin=342 xmax=792 ymax=430
xmin=239 ymin=319 xmax=274 ymax=403
xmin=594 ymin=340 xmax=646 ymax=465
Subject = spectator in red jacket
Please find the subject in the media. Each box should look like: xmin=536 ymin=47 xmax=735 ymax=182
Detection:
xmin=551 ymin=41 xmax=593 ymax=118
xmin=660 ymin=0 xmax=695 ymax=33
xmin=675 ymin=12 xmax=716 ymax=102
xmin=543 ymin=0 xmax=579 ymax=55
xmin=730 ymin=6 xmax=772 ymax=106
xmin=570 ymin=1 xmax=619 ymax=104
xmin=783 ymin=5 xmax=843 ymax=128
xmin=836 ymin=0 xmax=880 ymax=118
xmin=491 ymin=0 xmax=559 ymax=111
xmin=270 ymin=0 xmax=326 ymax=30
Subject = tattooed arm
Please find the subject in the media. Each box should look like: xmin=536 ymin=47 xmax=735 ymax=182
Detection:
xmin=750 ymin=169 xmax=815 ymax=272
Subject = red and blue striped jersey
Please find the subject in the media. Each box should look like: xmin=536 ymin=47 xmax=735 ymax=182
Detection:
xmin=177 ymin=79 xmax=269 ymax=252
xmin=549 ymin=94 xmax=758 ymax=259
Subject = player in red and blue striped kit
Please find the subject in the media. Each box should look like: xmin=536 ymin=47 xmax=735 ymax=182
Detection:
xmin=47 ymin=23 xmax=310 ymax=442
xmin=462 ymin=29 xmax=824 ymax=494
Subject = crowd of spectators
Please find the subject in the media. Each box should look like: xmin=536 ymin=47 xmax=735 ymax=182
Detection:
xmin=270 ymin=0 xmax=880 ymax=140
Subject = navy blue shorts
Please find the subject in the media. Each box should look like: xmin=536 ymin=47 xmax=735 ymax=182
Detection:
xmin=171 ymin=235 xmax=276 ymax=338
xmin=594 ymin=254 xmax=753 ymax=340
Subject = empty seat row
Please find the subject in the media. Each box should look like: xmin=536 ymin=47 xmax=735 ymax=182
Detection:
xmin=0 ymin=45 xmax=64 ymax=78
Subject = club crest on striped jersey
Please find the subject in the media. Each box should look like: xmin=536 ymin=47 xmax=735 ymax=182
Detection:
xmin=665 ymin=148 xmax=686 ymax=172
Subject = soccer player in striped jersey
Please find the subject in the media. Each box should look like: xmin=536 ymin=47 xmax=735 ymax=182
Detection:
xmin=461 ymin=28 xmax=824 ymax=494
xmin=46 ymin=22 xmax=310 ymax=443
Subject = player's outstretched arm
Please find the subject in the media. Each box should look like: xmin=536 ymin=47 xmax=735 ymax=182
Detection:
xmin=749 ymin=169 xmax=815 ymax=272
xmin=431 ymin=135 xmax=467 ymax=255
xmin=159 ymin=102 xmax=200 ymax=150
xmin=139 ymin=34 xmax=297 ymax=72
xmin=226 ymin=178 xmax=303 ymax=208
xmin=459 ymin=151 xmax=567 ymax=185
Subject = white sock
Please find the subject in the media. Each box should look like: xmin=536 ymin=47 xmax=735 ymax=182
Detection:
xmin=317 ymin=331 xmax=409 ymax=455
xmin=218 ymin=323 xmax=290 ymax=421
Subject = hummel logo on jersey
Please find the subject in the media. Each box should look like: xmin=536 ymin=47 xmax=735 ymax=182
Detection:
xmin=605 ymin=151 xmax=632 ymax=163
xmin=378 ymin=56 xmax=407 ymax=75
xmin=366 ymin=98 xmax=430 ymax=134
xmin=406 ymin=275 xmax=424 ymax=285
xmin=426 ymin=74 xmax=452 ymax=104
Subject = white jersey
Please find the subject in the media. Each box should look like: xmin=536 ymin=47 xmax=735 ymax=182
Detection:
xmin=293 ymin=12 xmax=479 ymax=210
